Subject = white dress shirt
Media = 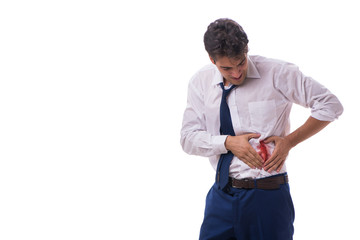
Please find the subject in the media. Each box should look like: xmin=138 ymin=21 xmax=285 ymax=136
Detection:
xmin=180 ymin=55 xmax=343 ymax=179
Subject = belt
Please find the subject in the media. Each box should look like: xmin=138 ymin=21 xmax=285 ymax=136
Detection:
xmin=229 ymin=174 xmax=289 ymax=190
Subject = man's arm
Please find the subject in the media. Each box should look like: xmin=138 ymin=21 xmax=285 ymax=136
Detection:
xmin=264 ymin=62 xmax=343 ymax=173
xmin=181 ymin=74 xmax=229 ymax=157
xmin=263 ymin=116 xmax=330 ymax=172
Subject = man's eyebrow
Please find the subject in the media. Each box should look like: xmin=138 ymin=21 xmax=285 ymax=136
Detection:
xmin=239 ymin=57 xmax=246 ymax=64
xmin=220 ymin=66 xmax=232 ymax=69
xmin=236 ymin=57 xmax=246 ymax=66
xmin=220 ymin=58 xmax=246 ymax=69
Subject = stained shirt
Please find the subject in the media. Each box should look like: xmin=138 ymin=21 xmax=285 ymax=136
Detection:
xmin=180 ymin=55 xmax=343 ymax=179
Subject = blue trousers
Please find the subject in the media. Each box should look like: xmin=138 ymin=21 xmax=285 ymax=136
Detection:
xmin=199 ymin=174 xmax=295 ymax=240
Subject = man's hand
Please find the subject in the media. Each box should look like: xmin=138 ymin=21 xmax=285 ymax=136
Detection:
xmin=225 ymin=133 xmax=264 ymax=169
xmin=263 ymin=136 xmax=293 ymax=172
xmin=263 ymin=117 xmax=331 ymax=172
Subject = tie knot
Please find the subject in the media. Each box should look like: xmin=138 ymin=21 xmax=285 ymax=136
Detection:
xmin=220 ymin=83 xmax=237 ymax=98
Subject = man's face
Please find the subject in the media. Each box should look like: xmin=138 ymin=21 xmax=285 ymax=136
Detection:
xmin=210 ymin=54 xmax=248 ymax=86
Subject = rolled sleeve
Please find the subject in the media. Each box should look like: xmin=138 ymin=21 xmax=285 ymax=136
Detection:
xmin=310 ymin=95 xmax=344 ymax=121
xmin=275 ymin=63 xmax=344 ymax=121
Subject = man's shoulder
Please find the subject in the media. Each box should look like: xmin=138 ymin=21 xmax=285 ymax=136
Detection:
xmin=196 ymin=64 xmax=218 ymax=76
xmin=249 ymin=55 xmax=298 ymax=74
xmin=249 ymin=55 xmax=290 ymax=67
xmin=190 ymin=64 xmax=220 ymax=85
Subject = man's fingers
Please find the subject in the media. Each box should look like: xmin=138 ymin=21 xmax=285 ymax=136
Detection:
xmin=246 ymin=151 xmax=264 ymax=168
xmin=264 ymin=154 xmax=285 ymax=172
xmin=264 ymin=145 xmax=279 ymax=166
xmin=264 ymin=150 xmax=280 ymax=169
xmin=264 ymin=155 xmax=277 ymax=170
xmin=250 ymin=147 xmax=264 ymax=161
xmin=238 ymin=151 xmax=263 ymax=169
xmin=245 ymin=133 xmax=261 ymax=140
xmin=264 ymin=151 xmax=277 ymax=167
xmin=240 ymin=153 xmax=256 ymax=169
xmin=268 ymin=159 xmax=284 ymax=173
xmin=248 ymin=148 xmax=265 ymax=166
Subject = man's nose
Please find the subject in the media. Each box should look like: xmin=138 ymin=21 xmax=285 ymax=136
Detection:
xmin=232 ymin=68 xmax=241 ymax=78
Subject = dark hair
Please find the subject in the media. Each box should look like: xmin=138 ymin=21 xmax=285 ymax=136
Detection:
xmin=204 ymin=18 xmax=249 ymax=61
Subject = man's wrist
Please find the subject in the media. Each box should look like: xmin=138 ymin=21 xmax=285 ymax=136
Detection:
xmin=224 ymin=135 xmax=233 ymax=151
xmin=284 ymin=135 xmax=297 ymax=149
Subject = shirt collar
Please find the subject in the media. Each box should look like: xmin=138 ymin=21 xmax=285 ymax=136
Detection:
xmin=212 ymin=55 xmax=261 ymax=86
xmin=246 ymin=55 xmax=261 ymax=79
xmin=212 ymin=67 xmax=224 ymax=86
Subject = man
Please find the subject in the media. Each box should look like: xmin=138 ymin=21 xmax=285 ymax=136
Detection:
xmin=180 ymin=18 xmax=343 ymax=240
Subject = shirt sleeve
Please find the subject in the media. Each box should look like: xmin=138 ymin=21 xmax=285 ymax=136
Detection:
xmin=180 ymin=74 xmax=228 ymax=157
xmin=274 ymin=63 xmax=344 ymax=121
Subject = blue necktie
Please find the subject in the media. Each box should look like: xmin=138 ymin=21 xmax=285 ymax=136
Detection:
xmin=216 ymin=83 xmax=237 ymax=190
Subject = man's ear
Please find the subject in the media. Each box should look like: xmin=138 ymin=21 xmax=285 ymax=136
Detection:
xmin=209 ymin=55 xmax=216 ymax=65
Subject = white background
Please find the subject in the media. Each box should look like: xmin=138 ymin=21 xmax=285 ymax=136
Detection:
xmin=1 ymin=0 xmax=359 ymax=239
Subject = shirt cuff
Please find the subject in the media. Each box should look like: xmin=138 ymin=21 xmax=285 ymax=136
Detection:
xmin=212 ymin=135 xmax=229 ymax=155
xmin=311 ymin=111 xmax=339 ymax=122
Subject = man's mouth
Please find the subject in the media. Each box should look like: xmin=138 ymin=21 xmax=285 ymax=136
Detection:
xmin=232 ymin=74 xmax=242 ymax=81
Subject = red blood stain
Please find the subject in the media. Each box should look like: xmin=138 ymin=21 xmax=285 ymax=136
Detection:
xmin=257 ymin=141 xmax=269 ymax=162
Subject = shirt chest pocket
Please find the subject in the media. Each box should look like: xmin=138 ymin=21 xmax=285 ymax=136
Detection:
xmin=248 ymin=100 xmax=277 ymax=133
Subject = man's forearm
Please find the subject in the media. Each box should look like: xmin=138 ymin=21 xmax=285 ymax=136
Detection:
xmin=263 ymin=116 xmax=331 ymax=172
xmin=285 ymin=116 xmax=331 ymax=148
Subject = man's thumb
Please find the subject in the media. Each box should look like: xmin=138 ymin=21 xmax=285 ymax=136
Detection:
xmin=264 ymin=136 xmax=275 ymax=143
xmin=247 ymin=133 xmax=261 ymax=140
